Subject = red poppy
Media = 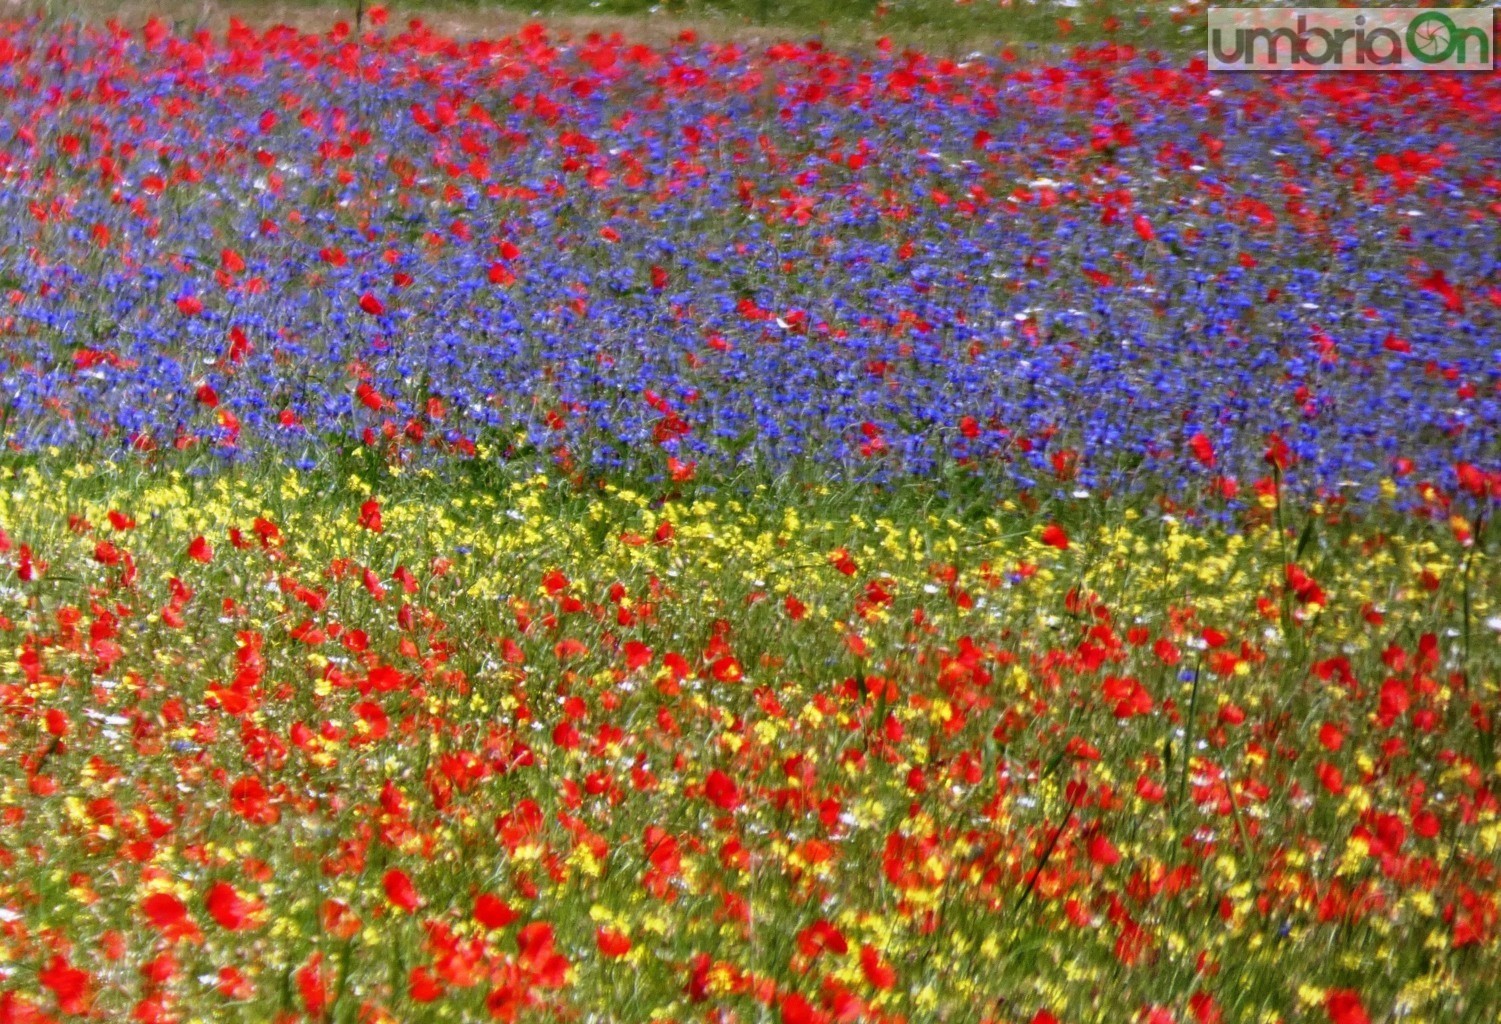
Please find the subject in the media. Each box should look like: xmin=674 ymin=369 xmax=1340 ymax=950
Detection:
xmin=780 ymin=992 xmax=821 ymax=1024
xmin=1316 ymin=762 xmax=1345 ymax=795
xmin=205 ymin=882 xmax=261 ymax=931
xmin=384 ymin=868 xmax=421 ymax=912
xmin=39 ymin=955 xmax=91 ymax=1015
xmin=409 ymin=967 xmax=444 ymax=1003
xmin=704 ymin=769 xmax=742 ymax=811
xmin=1325 ymin=991 xmax=1370 ymax=1024
xmin=474 ymin=892 xmax=517 ymax=930
xmin=297 ymin=954 xmax=328 ymax=1018
xmin=709 ymin=655 xmax=743 ymax=683
xmin=353 ymin=701 xmax=390 ymax=741
xmin=623 ymin=640 xmax=653 ymax=671
xmin=142 ymin=892 xmax=197 ymax=939
xmin=359 ymin=499 xmax=383 ymax=532
xmin=1088 ymin=833 xmax=1122 ymax=866
xmin=1318 ymin=722 xmax=1344 ymax=751
xmin=1189 ymin=433 xmax=1216 ymax=469
xmin=596 ymin=927 xmax=631 ymax=957
xmin=1263 ymin=433 xmax=1292 ymax=470
xmin=859 ymin=944 xmax=896 ymax=990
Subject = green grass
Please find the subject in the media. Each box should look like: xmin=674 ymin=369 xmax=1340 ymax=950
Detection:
xmin=36 ymin=0 xmax=1498 ymax=53
xmin=40 ymin=0 xmax=1202 ymax=52
xmin=438 ymin=0 xmax=1184 ymax=43
xmin=402 ymin=0 xmax=1197 ymax=48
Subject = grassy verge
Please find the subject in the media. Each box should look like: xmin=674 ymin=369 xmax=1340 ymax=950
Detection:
xmin=26 ymin=0 xmax=1203 ymax=51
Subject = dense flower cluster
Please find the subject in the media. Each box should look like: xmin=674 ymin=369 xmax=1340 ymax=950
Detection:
xmin=0 ymin=458 xmax=1496 ymax=1023
xmin=0 ymin=17 xmax=1495 ymax=505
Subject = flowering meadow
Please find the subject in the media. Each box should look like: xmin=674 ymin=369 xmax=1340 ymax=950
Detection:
xmin=0 ymin=9 xmax=1499 ymax=1024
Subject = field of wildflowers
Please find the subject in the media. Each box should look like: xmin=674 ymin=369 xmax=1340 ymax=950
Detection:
xmin=0 ymin=8 xmax=1498 ymax=1024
